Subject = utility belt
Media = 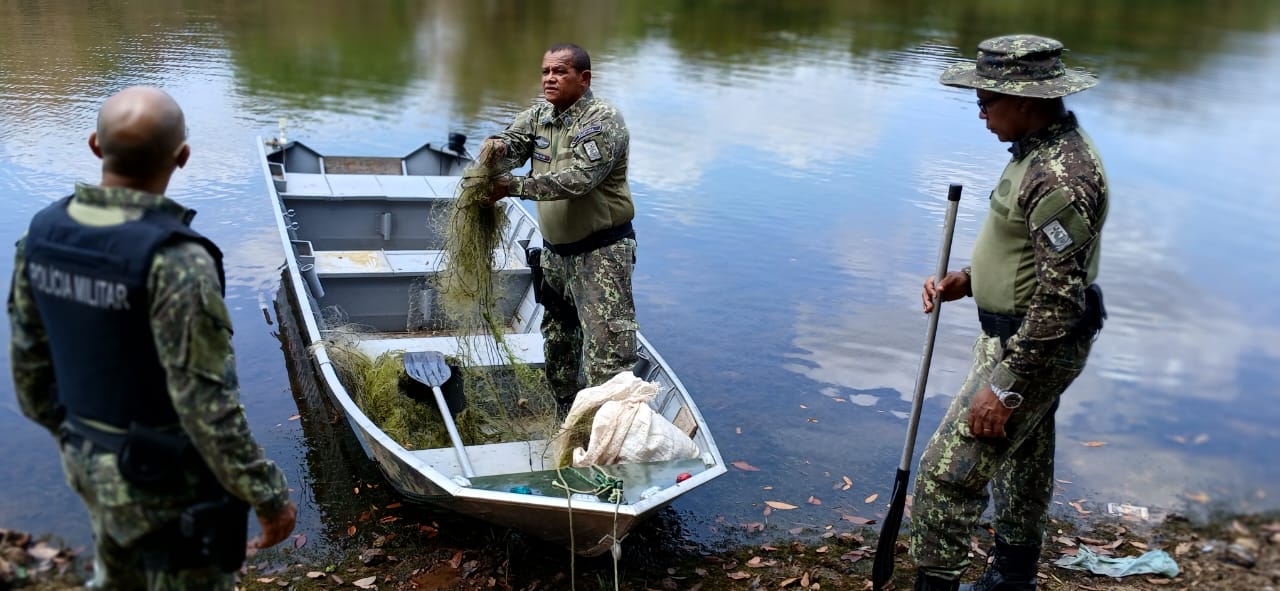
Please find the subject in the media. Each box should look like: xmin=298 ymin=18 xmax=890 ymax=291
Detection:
xmin=523 ymin=245 xmax=573 ymax=323
xmin=59 ymin=417 xmax=249 ymax=573
xmin=978 ymin=283 xmax=1107 ymax=348
xmin=542 ymin=221 xmax=635 ymax=257
xmin=525 ymin=222 xmax=635 ymax=322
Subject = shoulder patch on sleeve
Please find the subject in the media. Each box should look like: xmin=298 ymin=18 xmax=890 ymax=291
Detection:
xmin=1041 ymin=220 xmax=1074 ymax=252
xmin=571 ymin=124 xmax=603 ymax=145
xmin=1029 ymin=187 xmax=1095 ymax=257
xmin=583 ymin=140 xmax=602 ymax=162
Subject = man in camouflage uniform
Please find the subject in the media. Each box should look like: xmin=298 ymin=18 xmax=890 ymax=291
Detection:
xmin=482 ymin=43 xmax=639 ymax=404
xmin=8 ymin=86 xmax=296 ymax=590
xmin=909 ymin=36 xmax=1109 ymax=591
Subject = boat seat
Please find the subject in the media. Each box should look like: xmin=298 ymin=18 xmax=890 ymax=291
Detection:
xmin=355 ymin=332 xmax=545 ymax=367
xmin=281 ymin=172 xmax=461 ymax=199
xmin=313 ymin=248 xmax=529 ymax=278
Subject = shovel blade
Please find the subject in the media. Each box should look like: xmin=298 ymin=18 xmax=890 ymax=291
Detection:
xmin=403 ymin=350 xmax=451 ymax=388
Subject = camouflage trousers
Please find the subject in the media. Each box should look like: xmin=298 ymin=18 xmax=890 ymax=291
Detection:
xmin=910 ymin=331 xmax=1091 ymax=579
xmin=59 ymin=438 xmax=235 ymax=591
xmin=540 ymin=238 xmax=639 ymax=400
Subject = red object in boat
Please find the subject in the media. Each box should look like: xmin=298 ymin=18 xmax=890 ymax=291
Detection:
xmin=676 ymin=472 xmax=692 ymax=483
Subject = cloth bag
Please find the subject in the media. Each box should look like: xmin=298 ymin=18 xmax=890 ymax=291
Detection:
xmin=559 ymin=372 xmax=699 ymax=467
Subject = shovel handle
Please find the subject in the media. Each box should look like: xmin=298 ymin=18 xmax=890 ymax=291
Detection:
xmin=432 ymin=385 xmax=476 ymax=478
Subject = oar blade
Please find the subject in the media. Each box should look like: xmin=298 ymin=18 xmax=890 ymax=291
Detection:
xmin=872 ymin=468 xmax=912 ymax=590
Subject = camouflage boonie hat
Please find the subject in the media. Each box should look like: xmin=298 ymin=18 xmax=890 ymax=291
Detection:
xmin=939 ymin=34 xmax=1097 ymax=98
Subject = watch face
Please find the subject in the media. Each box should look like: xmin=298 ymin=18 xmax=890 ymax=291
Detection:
xmin=1001 ymin=392 xmax=1023 ymax=409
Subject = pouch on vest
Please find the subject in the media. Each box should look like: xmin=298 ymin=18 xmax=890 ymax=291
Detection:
xmin=1080 ymin=283 xmax=1107 ymax=338
xmin=525 ymin=246 xmax=544 ymax=305
xmin=117 ymin=422 xmax=191 ymax=488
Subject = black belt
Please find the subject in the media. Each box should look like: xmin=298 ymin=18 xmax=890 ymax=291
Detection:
xmin=543 ymin=221 xmax=635 ymax=257
xmin=978 ymin=309 xmax=1023 ymax=347
xmin=977 ymin=284 xmax=1107 ymax=347
xmin=59 ymin=416 xmax=127 ymax=454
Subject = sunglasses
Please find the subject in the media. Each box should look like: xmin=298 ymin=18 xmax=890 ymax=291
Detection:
xmin=976 ymin=95 xmax=1006 ymax=115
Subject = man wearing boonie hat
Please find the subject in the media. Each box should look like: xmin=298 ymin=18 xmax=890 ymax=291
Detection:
xmin=909 ymin=35 xmax=1110 ymax=591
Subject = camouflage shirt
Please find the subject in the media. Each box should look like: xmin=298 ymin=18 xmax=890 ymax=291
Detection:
xmin=490 ymin=89 xmax=635 ymax=245
xmin=8 ymin=183 xmax=289 ymax=517
xmin=968 ymin=114 xmax=1108 ymax=394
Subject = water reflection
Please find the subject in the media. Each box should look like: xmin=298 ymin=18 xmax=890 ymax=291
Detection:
xmin=0 ymin=0 xmax=1277 ymax=556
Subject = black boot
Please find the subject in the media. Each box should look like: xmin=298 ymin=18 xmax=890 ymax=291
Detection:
xmin=915 ymin=569 xmax=961 ymax=591
xmin=959 ymin=538 xmax=1040 ymax=591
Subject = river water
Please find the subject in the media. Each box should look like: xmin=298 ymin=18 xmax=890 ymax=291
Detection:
xmin=2 ymin=0 xmax=1278 ymax=559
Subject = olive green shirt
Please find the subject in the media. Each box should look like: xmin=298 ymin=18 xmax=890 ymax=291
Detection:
xmin=969 ymin=114 xmax=1108 ymax=394
xmin=8 ymin=183 xmax=289 ymax=517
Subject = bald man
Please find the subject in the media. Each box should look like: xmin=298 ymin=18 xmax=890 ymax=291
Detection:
xmin=8 ymin=86 xmax=296 ymax=590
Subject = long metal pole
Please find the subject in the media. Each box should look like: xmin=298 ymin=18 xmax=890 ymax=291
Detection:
xmin=872 ymin=183 xmax=963 ymax=590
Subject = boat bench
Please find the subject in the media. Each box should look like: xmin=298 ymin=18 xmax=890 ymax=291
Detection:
xmin=357 ymin=332 xmax=545 ymax=367
xmin=282 ymin=172 xmax=461 ymax=199
xmin=312 ymin=248 xmax=529 ymax=278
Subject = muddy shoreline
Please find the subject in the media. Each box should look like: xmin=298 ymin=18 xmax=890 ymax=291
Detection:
xmin=7 ymin=502 xmax=1277 ymax=591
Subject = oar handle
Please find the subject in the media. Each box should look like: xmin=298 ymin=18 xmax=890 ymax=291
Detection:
xmin=897 ymin=183 xmax=963 ymax=471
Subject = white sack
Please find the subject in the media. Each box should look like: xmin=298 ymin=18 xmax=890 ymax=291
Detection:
xmin=558 ymin=372 xmax=699 ymax=467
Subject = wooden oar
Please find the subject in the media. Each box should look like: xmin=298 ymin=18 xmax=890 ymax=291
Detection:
xmin=872 ymin=183 xmax=963 ymax=590
xmin=403 ymin=350 xmax=476 ymax=478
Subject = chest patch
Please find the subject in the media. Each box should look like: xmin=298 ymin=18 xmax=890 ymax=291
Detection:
xmin=534 ymin=135 xmax=550 ymax=149
xmin=583 ymin=140 xmax=601 ymax=162
xmin=1042 ymin=219 xmax=1074 ymax=252
xmin=997 ymin=178 xmax=1012 ymax=196
xmin=532 ymin=151 xmax=551 ymax=163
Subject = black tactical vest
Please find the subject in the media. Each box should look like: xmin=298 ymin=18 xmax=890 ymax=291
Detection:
xmin=24 ymin=196 xmax=224 ymax=430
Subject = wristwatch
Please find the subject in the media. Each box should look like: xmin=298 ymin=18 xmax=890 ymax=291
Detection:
xmin=990 ymin=384 xmax=1023 ymax=409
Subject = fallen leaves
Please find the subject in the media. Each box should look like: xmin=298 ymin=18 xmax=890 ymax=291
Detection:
xmin=841 ymin=513 xmax=875 ymax=525
xmin=765 ymin=501 xmax=797 ymax=510
xmin=745 ymin=556 xmax=778 ymax=568
xmin=732 ymin=461 xmax=761 ymax=472
xmin=807 ymin=496 xmax=822 ymax=505
xmin=1080 ymin=440 xmax=1107 ymax=447
xmin=864 ymin=493 xmax=879 ymax=504
xmin=1069 ymin=500 xmax=1092 ymax=515
xmin=353 ymin=575 xmax=377 ymax=589
xmin=292 ymin=534 xmax=307 ymax=549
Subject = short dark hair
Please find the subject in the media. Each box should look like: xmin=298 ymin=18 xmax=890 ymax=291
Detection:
xmin=547 ymin=43 xmax=591 ymax=73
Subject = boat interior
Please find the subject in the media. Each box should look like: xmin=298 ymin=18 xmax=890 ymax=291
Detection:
xmin=266 ymin=140 xmax=719 ymax=492
xmin=267 ymin=141 xmax=542 ymax=345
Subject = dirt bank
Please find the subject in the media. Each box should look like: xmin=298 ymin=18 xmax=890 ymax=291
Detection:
xmin=8 ymin=509 xmax=1276 ymax=591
